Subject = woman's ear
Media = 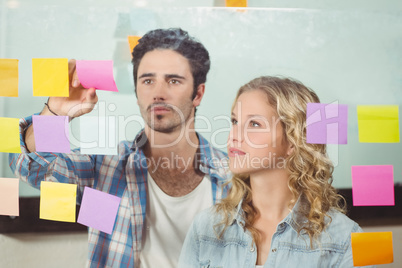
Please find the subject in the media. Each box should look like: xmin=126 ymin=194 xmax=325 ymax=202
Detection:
xmin=286 ymin=143 xmax=295 ymax=156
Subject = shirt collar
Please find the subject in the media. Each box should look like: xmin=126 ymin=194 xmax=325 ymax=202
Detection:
xmin=130 ymin=129 xmax=228 ymax=181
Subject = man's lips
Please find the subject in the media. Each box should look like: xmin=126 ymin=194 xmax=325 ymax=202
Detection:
xmin=228 ymin=147 xmax=246 ymax=157
xmin=150 ymin=105 xmax=171 ymax=114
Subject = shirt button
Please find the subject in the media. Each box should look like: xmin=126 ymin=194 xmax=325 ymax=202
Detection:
xmin=272 ymin=248 xmax=277 ymax=253
xmin=250 ymin=247 xmax=255 ymax=252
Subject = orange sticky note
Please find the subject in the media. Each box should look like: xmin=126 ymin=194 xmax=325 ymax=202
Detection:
xmin=128 ymin=36 xmax=141 ymax=55
xmin=351 ymin=232 xmax=393 ymax=266
xmin=32 ymin=58 xmax=69 ymax=97
xmin=0 ymin=117 xmax=21 ymax=153
xmin=0 ymin=178 xmax=19 ymax=216
xmin=0 ymin=59 xmax=19 ymax=97
xmin=226 ymin=0 xmax=248 ymax=7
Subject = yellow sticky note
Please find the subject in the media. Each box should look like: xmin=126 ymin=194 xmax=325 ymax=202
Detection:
xmin=351 ymin=232 xmax=393 ymax=266
xmin=32 ymin=58 xmax=69 ymax=97
xmin=0 ymin=117 xmax=21 ymax=153
xmin=225 ymin=0 xmax=248 ymax=7
xmin=0 ymin=178 xmax=19 ymax=216
xmin=357 ymin=105 xmax=400 ymax=143
xmin=0 ymin=59 xmax=19 ymax=97
xmin=128 ymin=35 xmax=141 ymax=55
xmin=40 ymin=181 xmax=77 ymax=222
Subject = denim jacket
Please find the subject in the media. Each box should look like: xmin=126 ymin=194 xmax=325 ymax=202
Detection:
xmin=179 ymin=197 xmax=375 ymax=268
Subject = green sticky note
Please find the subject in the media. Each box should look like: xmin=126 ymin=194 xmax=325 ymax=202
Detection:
xmin=40 ymin=181 xmax=77 ymax=222
xmin=32 ymin=58 xmax=69 ymax=97
xmin=0 ymin=117 xmax=21 ymax=153
xmin=357 ymin=105 xmax=399 ymax=143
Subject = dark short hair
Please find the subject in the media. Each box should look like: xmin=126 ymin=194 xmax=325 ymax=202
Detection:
xmin=132 ymin=28 xmax=210 ymax=99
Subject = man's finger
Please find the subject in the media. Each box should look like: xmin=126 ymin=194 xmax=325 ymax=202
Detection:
xmin=68 ymin=59 xmax=81 ymax=88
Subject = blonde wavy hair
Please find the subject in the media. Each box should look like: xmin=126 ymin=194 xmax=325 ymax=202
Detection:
xmin=215 ymin=76 xmax=346 ymax=247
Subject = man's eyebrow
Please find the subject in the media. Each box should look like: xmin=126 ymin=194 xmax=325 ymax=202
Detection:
xmin=138 ymin=73 xmax=155 ymax=79
xmin=165 ymin=74 xmax=186 ymax=80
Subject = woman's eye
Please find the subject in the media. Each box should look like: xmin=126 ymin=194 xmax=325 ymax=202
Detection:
xmin=231 ymin=118 xmax=238 ymax=125
xmin=250 ymin=121 xmax=260 ymax=127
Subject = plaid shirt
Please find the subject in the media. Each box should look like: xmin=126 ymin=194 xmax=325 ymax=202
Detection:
xmin=9 ymin=115 xmax=231 ymax=268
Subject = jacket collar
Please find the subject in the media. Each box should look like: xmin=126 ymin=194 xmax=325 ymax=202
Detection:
xmin=233 ymin=195 xmax=308 ymax=232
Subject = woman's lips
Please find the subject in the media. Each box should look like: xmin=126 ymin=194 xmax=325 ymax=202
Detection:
xmin=228 ymin=147 xmax=246 ymax=157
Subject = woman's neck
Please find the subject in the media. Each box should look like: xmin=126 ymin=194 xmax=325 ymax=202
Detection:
xmin=250 ymin=169 xmax=293 ymax=221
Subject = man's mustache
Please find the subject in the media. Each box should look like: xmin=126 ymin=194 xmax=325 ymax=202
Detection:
xmin=147 ymin=103 xmax=174 ymax=112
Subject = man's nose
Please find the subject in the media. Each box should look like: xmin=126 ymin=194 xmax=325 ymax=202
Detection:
xmin=153 ymin=82 xmax=167 ymax=102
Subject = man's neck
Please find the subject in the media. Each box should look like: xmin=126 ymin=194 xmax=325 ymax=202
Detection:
xmin=143 ymin=127 xmax=205 ymax=197
xmin=144 ymin=126 xmax=199 ymax=171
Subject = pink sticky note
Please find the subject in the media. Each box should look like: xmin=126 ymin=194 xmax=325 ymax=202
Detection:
xmin=77 ymin=187 xmax=121 ymax=234
xmin=0 ymin=178 xmax=19 ymax=216
xmin=351 ymin=165 xmax=394 ymax=206
xmin=76 ymin=60 xmax=118 ymax=92
xmin=306 ymin=103 xmax=348 ymax=144
xmin=32 ymin=115 xmax=70 ymax=154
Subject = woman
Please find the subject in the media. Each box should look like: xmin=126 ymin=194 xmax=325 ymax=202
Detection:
xmin=178 ymin=76 xmax=372 ymax=267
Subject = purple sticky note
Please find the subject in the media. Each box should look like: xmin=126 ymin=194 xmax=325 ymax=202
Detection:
xmin=32 ymin=115 xmax=70 ymax=153
xmin=306 ymin=103 xmax=348 ymax=144
xmin=351 ymin=165 xmax=394 ymax=206
xmin=76 ymin=60 xmax=118 ymax=92
xmin=77 ymin=187 xmax=121 ymax=234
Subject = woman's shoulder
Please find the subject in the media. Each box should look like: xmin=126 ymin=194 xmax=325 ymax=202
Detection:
xmin=327 ymin=209 xmax=361 ymax=231
xmin=322 ymin=209 xmax=362 ymax=243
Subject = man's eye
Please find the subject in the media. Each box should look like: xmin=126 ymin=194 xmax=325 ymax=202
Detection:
xmin=143 ymin=79 xmax=152 ymax=84
xmin=169 ymin=79 xmax=180 ymax=84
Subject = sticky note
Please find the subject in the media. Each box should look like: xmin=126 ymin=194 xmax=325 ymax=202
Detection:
xmin=32 ymin=115 xmax=70 ymax=154
xmin=32 ymin=58 xmax=69 ymax=97
xmin=0 ymin=117 xmax=21 ymax=153
xmin=306 ymin=103 xmax=348 ymax=144
xmin=357 ymin=105 xmax=399 ymax=143
xmin=0 ymin=59 xmax=19 ymax=97
xmin=128 ymin=36 xmax=141 ymax=55
xmin=77 ymin=187 xmax=121 ymax=234
xmin=351 ymin=165 xmax=394 ymax=206
xmin=80 ymin=116 xmax=118 ymax=155
xmin=226 ymin=0 xmax=248 ymax=7
xmin=76 ymin=60 xmax=119 ymax=92
xmin=40 ymin=181 xmax=77 ymax=222
xmin=0 ymin=178 xmax=19 ymax=216
xmin=352 ymin=232 xmax=393 ymax=266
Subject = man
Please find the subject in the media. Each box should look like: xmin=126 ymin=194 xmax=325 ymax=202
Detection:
xmin=9 ymin=28 xmax=230 ymax=267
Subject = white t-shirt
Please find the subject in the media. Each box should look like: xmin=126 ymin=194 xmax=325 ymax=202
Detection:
xmin=139 ymin=173 xmax=213 ymax=268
